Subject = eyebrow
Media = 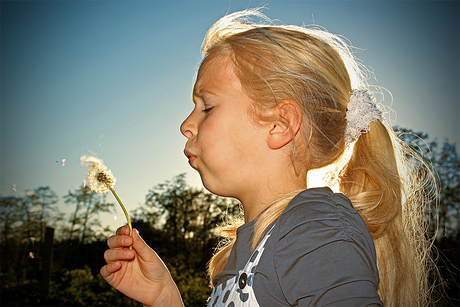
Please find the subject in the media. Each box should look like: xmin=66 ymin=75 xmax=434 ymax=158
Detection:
xmin=192 ymin=88 xmax=216 ymax=103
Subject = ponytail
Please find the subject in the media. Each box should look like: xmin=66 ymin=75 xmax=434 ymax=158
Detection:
xmin=340 ymin=121 xmax=431 ymax=306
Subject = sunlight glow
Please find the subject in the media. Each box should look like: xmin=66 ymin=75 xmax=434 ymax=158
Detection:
xmin=307 ymin=142 xmax=356 ymax=192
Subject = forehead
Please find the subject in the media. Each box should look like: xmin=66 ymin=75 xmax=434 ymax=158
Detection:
xmin=193 ymin=55 xmax=239 ymax=97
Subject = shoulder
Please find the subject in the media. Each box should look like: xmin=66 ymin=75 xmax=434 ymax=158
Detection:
xmin=271 ymin=187 xmax=377 ymax=270
xmin=257 ymin=187 xmax=381 ymax=305
xmin=282 ymin=186 xmax=357 ymax=219
xmin=276 ymin=187 xmax=371 ymax=246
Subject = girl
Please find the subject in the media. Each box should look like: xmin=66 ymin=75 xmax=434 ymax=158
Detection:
xmin=101 ymin=10 xmax=432 ymax=306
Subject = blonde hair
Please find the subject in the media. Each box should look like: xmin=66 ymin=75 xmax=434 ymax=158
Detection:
xmin=204 ymin=9 xmax=434 ymax=306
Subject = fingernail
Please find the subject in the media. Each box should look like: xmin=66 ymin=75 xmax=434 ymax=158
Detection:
xmin=122 ymin=237 xmax=128 ymax=245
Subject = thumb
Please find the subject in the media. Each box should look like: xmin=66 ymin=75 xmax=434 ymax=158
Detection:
xmin=131 ymin=229 xmax=157 ymax=261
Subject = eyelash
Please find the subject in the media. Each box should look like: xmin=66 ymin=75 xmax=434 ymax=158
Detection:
xmin=202 ymin=105 xmax=213 ymax=113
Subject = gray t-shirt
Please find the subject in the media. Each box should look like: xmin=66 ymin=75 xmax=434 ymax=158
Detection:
xmin=213 ymin=187 xmax=383 ymax=306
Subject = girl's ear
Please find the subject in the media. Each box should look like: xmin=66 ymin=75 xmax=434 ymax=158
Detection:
xmin=267 ymin=99 xmax=303 ymax=150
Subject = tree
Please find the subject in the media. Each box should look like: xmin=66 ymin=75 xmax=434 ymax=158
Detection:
xmin=140 ymin=174 xmax=241 ymax=306
xmin=144 ymin=174 xmax=199 ymax=252
xmin=1 ymin=188 xmax=61 ymax=292
xmin=395 ymin=127 xmax=459 ymax=238
xmin=143 ymin=174 xmax=240 ymax=255
xmin=435 ymin=141 xmax=460 ymax=238
xmin=0 ymin=196 xmax=24 ymax=281
xmin=0 ymin=196 xmax=22 ymax=246
xmin=395 ymin=127 xmax=460 ymax=304
xmin=24 ymin=187 xmax=60 ymax=242
xmin=64 ymin=185 xmax=114 ymax=245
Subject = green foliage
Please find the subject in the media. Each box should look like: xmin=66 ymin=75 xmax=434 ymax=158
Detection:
xmin=171 ymin=267 xmax=211 ymax=307
xmin=1 ymin=276 xmax=42 ymax=306
xmin=143 ymin=174 xmax=240 ymax=258
xmin=47 ymin=266 xmax=141 ymax=306
xmin=140 ymin=174 xmax=240 ymax=306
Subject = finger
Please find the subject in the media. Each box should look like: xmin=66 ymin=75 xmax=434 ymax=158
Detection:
xmin=116 ymin=225 xmax=131 ymax=236
xmin=104 ymin=248 xmax=135 ymax=263
xmin=131 ymin=229 xmax=158 ymax=261
xmin=107 ymin=234 xmax=133 ymax=249
xmin=100 ymin=261 xmax=121 ymax=278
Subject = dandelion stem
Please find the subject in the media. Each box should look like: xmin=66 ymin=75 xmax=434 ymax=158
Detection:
xmin=109 ymin=187 xmax=132 ymax=250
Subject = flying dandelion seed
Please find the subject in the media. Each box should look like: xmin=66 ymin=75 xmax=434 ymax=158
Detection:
xmin=62 ymin=159 xmax=66 ymax=166
xmin=12 ymin=184 xmax=17 ymax=192
xmin=29 ymin=206 xmax=40 ymax=212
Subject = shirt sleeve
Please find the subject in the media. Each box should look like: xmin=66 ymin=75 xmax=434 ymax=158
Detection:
xmin=272 ymin=195 xmax=382 ymax=306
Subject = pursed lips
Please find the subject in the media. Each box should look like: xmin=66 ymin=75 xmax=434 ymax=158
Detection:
xmin=184 ymin=149 xmax=197 ymax=165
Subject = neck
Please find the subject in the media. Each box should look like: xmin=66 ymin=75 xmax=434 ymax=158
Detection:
xmin=240 ymin=179 xmax=306 ymax=223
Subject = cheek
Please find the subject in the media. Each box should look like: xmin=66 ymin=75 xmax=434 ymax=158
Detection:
xmin=201 ymin=134 xmax=230 ymax=161
xmin=198 ymin=120 xmax=224 ymax=152
xmin=199 ymin=120 xmax=238 ymax=161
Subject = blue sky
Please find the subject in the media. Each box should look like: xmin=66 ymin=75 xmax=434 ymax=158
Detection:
xmin=1 ymin=1 xmax=458 ymax=231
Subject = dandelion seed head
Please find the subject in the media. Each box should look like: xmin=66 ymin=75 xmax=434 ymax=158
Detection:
xmin=80 ymin=155 xmax=116 ymax=194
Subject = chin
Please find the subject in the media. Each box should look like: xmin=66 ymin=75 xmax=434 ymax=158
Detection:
xmin=200 ymin=178 xmax=229 ymax=198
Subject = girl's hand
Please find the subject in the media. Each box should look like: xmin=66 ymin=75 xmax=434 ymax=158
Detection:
xmin=100 ymin=225 xmax=184 ymax=307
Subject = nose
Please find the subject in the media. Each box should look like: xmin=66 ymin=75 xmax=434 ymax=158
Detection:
xmin=180 ymin=111 xmax=196 ymax=139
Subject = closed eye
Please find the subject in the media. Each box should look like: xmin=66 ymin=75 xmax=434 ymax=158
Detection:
xmin=202 ymin=105 xmax=213 ymax=113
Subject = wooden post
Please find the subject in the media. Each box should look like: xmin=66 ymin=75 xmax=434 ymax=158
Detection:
xmin=41 ymin=227 xmax=54 ymax=299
